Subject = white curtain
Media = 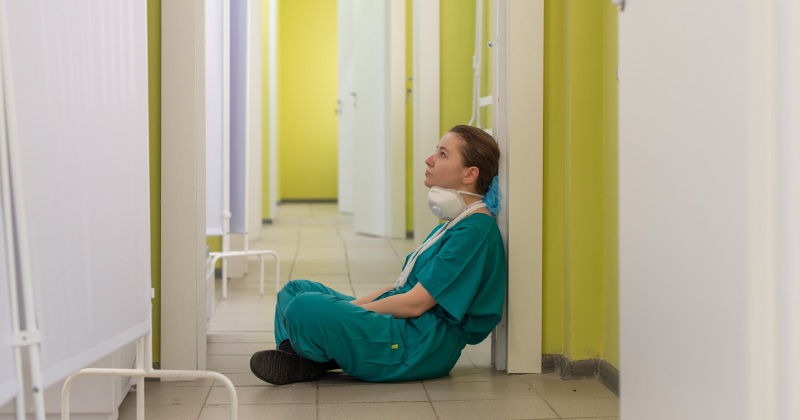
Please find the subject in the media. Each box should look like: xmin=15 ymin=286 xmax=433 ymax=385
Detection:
xmin=229 ymin=0 xmax=247 ymax=235
xmin=0 ymin=194 xmax=17 ymax=408
xmin=3 ymin=0 xmax=151 ymax=389
xmin=205 ymin=0 xmax=224 ymax=237
xmin=206 ymin=0 xmax=247 ymax=237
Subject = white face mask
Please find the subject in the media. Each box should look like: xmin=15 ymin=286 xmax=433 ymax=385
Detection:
xmin=427 ymin=186 xmax=484 ymax=221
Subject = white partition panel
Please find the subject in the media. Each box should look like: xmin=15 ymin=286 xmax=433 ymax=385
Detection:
xmin=230 ymin=0 xmax=247 ymax=235
xmin=3 ymin=0 xmax=151 ymax=389
xmin=207 ymin=0 xmax=247 ymax=236
xmin=206 ymin=0 xmax=224 ymax=236
xmin=0 ymin=196 xmax=16 ymax=408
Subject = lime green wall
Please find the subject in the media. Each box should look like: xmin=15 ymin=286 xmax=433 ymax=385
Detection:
xmin=206 ymin=235 xmax=222 ymax=268
xmin=542 ymin=0 xmax=566 ymax=357
xmin=564 ymin=0 xmax=605 ymax=361
xmin=278 ymin=0 xmax=338 ymax=200
xmin=542 ymin=0 xmax=618 ymax=368
xmin=146 ymin=0 xmax=161 ymax=364
xmin=602 ymin=0 xmax=619 ymax=369
xmin=262 ymin=3 xmax=271 ymax=219
xmin=440 ymin=0 xmax=476 ymax=135
xmin=479 ymin=0 xmax=492 ymax=129
xmin=440 ymin=0 xmax=492 ymax=134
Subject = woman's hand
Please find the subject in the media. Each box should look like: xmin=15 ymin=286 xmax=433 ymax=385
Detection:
xmin=359 ymin=283 xmax=437 ymax=318
xmin=350 ymin=286 xmax=394 ymax=306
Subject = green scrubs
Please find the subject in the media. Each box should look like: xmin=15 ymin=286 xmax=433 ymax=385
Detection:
xmin=274 ymin=213 xmax=506 ymax=382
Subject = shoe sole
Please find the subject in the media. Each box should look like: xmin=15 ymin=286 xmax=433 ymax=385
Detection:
xmin=250 ymin=350 xmax=324 ymax=385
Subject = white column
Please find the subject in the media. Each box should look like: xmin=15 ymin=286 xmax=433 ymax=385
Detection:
xmin=161 ymin=0 xmax=206 ymax=371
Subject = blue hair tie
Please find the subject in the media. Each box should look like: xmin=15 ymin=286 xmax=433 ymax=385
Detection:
xmin=483 ymin=176 xmax=501 ymax=215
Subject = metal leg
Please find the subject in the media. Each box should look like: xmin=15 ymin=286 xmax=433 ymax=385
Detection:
xmin=259 ymin=255 xmax=264 ymax=296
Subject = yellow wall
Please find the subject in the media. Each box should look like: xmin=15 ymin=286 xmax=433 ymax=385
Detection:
xmin=146 ymin=0 xmax=161 ymax=364
xmin=542 ymin=0 xmax=566 ymax=357
xmin=277 ymin=0 xmax=338 ymax=200
xmin=542 ymin=0 xmax=618 ymax=368
xmin=440 ymin=0 xmax=476 ymax=135
xmin=480 ymin=0 xmax=492 ymax=129
xmin=440 ymin=0 xmax=492 ymax=134
xmin=602 ymin=0 xmax=619 ymax=368
xmin=564 ymin=0 xmax=606 ymax=361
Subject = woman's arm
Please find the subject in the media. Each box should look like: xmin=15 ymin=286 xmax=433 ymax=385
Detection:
xmin=358 ymin=283 xmax=437 ymax=318
xmin=350 ymin=286 xmax=393 ymax=306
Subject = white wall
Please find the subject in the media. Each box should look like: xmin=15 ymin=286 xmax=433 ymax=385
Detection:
xmin=619 ymin=1 xmax=800 ymax=418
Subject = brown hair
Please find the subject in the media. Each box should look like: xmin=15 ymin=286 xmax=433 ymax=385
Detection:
xmin=449 ymin=125 xmax=500 ymax=194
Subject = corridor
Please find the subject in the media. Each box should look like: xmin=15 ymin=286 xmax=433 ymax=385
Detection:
xmin=120 ymin=203 xmax=619 ymax=420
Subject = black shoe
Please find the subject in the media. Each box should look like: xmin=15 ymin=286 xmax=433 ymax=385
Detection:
xmin=278 ymin=340 xmax=340 ymax=371
xmin=278 ymin=339 xmax=296 ymax=354
xmin=250 ymin=350 xmax=325 ymax=385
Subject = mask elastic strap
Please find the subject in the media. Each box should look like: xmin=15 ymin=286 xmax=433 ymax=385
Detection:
xmin=394 ymin=201 xmax=487 ymax=290
xmin=459 ymin=190 xmax=484 ymax=199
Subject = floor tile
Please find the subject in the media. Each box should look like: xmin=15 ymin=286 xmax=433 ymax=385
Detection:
xmin=423 ymin=366 xmax=529 ymax=384
xmin=141 ymin=378 xmax=216 ymax=387
xmin=207 ymin=342 xmax=269 ymax=355
xmin=432 ymin=399 xmax=559 ymax=420
xmin=348 ymin=263 xmax=402 ymax=275
xmin=462 ymin=341 xmax=493 ymax=367
xmin=349 ymin=271 xmax=399 ymax=284
xmin=424 ymin=380 xmax=539 ymax=401
xmin=118 ymin=403 xmax=203 ymax=420
xmin=121 ymin=385 xmax=211 ymax=406
xmin=199 ymin=403 xmax=317 ymax=420
xmin=318 ymin=401 xmax=438 ymax=420
xmin=544 ymin=394 xmax=620 ymax=419
xmin=206 ymin=355 xmax=252 ymax=372
xmin=318 ymin=383 xmax=428 ymax=403
xmin=291 ymin=260 xmax=349 ymax=274
xmin=561 ymin=417 xmax=619 ymax=420
xmin=213 ymin=373 xmax=272 ymax=387
xmin=526 ymin=373 xmax=618 ymax=399
xmin=206 ymin=384 xmax=317 ymax=405
xmin=208 ymin=320 xmax=272 ymax=332
xmin=207 ymin=331 xmax=273 ymax=343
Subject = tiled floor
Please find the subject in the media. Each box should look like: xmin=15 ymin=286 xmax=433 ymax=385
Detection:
xmin=120 ymin=203 xmax=619 ymax=420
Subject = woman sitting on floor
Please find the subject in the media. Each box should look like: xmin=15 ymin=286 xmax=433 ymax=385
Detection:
xmin=250 ymin=125 xmax=506 ymax=384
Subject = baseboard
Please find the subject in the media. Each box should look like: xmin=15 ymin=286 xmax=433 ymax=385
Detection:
xmin=597 ymin=359 xmax=620 ymax=396
xmin=542 ymin=354 xmax=620 ymax=396
xmin=558 ymin=355 xmax=598 ymax=380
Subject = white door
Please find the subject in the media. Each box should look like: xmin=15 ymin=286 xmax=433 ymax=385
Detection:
xmin=339 ymin=0 xmax=405 ymax=237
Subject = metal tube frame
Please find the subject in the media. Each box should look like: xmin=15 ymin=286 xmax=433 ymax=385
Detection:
xmin=61 ymin=327 xmax=238 ymax=420
xmin=208 ymin=250 xmax=280 ymax=298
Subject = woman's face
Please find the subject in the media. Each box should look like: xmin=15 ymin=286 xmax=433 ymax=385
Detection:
xmin=424 ymin=133 xmax=469 ymax=190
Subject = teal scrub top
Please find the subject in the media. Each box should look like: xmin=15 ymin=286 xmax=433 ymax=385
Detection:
xmin=383 ymin=213 xmax=506 ymax=345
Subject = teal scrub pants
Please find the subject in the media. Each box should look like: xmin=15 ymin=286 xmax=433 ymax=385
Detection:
xmin=275 ymin=280 xmax=466 ymax=382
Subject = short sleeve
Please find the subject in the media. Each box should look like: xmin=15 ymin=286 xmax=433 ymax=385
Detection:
xmin=414 ymin=224 xmax=488 ymax=323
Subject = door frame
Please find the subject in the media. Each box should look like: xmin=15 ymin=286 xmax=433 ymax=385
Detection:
xmin=492 ymin=0 xmax=544 ymax=373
